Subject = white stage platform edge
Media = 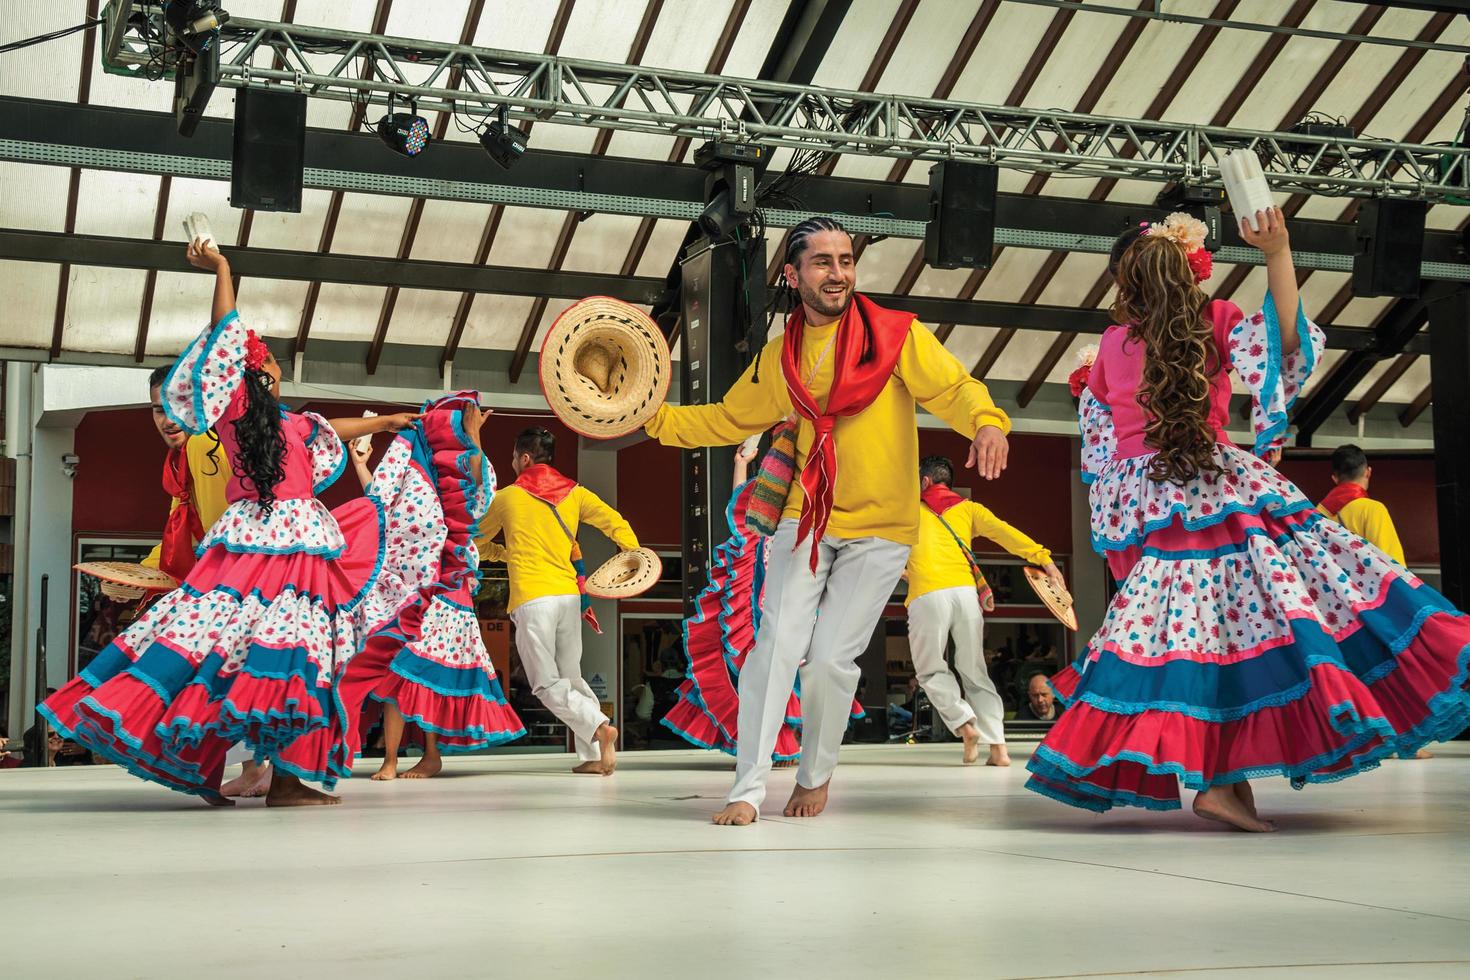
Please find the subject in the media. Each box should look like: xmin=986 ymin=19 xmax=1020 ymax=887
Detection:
xmin=3 ymin=742 xmax=1467 ymax=979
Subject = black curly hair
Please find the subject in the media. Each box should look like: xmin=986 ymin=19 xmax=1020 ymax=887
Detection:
xmin=232 ymin=368 xmax=287 ymax=516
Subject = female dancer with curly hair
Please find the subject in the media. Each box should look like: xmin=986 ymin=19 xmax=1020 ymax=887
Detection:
xmin=1026 ymin=208 xmax=1470 ymax=831
xmin=40 ymin=239 xmax=421 ymax=806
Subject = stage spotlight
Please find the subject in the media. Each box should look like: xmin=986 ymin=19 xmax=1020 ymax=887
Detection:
xmin=480 ymin=106 xmax=528 ymax=169
xmin=378 ymin=104 xmax=430 ymax=157
xmin=165 ymin=1 xmax=230 ymax=50
xmin=698 ymin=193 xmax=744 ymax=240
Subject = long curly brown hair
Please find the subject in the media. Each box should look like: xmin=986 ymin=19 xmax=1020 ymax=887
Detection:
xmin=1111 ymin=232 xmax=1222 ymax=485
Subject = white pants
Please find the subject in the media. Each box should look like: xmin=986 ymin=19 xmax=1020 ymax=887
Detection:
xmin=906 ymin=586 xmax=1004 ymax=745
xmin=729 ymin=520 xmax=910 ymax=808
xmin=511 ymin=594 xmax=609 ymax=763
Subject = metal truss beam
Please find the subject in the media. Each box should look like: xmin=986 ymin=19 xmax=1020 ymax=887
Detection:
xmin=0 ymin=228 xmax=1429 ymax=357
xmin=6 ymin=99 xmax=1470 ymax=279
xmin=97 ymin=9 xmax=1470 ymax=200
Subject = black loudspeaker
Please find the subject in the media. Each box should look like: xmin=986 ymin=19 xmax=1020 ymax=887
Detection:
xmin=231 ymin=89 xmax=306 ymax=213
xmin=1352 ymin=199 xmax=1426 ymax=298
xmin=924 ymin=161 xmax=997 ymax=269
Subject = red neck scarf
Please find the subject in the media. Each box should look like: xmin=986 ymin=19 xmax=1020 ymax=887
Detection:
xmin=514 ymin=464 xmax=600 ymax=632
xmin=921 ymin=483 xmax=966 ymax=516
xmin=781 ymin=293 xmax=913 ymax=570
xmin=1319 ymin=481 xmax=1368 ymax=518
xmin=158 ymin=446 xmax=204 ymax=582
xmin=514 ymin=463 xmax=577 ymax=505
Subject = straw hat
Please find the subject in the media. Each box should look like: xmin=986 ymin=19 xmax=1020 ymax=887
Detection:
xmin=75 ymin=561 xmax=178 ymax=603
xmin=539 ymin=297 xmax=671 ymax=440
xmin=1024 ymin=566 xmax=1078 ymax=631
xmin=585 ymin=548 xmax=662 ymax=599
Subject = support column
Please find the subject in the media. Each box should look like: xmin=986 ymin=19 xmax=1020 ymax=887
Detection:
xmin=1428 ymin=288 xmax=1470 ymax=608
xmin=575 ymin=438 xmax=620 ymax=736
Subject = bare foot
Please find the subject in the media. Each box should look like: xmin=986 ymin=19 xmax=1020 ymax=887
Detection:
xmin=986 ymin=744 xmax=1011 ymax=767
xmin=1232 ymin=780 xmax=1259 ymax=819
xmin=958 ymin=722 xmax=981 ymax=765
xmin=371 ymin=758 xmax=399 ymax=781
xmin=571 ymin=723 xmax=618 ymax=776
xmin=1193 ymin=786 xmax=1274 ymax=832
xmin=1403 ymin=748 xmax=1433 ymax=760
xmin=266 ymin=772 xmax=342 ymax=807
xmin=773 ymin=758 xmax=798 ymax=769
xmin=783 ymin=780 xmax=830 ymax=818
xmin=401 ymin=754 xmax=442 ymax=779
xmin=572 ymin=760 xmax=609 ymax=775
xmin=712 ymin=801 xmax=758 ymax=826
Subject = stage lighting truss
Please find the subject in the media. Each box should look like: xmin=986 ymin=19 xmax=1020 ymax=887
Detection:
xmin=97 ymin=3 xmax=1470 ymax=202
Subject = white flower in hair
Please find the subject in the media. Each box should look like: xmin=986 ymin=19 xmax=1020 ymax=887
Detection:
xmin=1148 ymin=212 xmax=1208 ymax=253
xmin=1075 ymin=344 xmax=1099 ymax=368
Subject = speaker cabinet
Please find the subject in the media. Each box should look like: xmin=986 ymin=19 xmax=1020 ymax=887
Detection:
xmin=924 ymin=161 xmax=997 ymax=270
xmin=1352 ymin=199 xmax=1426 ymax=298
xmin=230 ymin=89 xmax=306 ymax=213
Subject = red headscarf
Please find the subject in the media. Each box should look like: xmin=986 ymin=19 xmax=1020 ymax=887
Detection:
xmin=781 ymin=293 xmax=912 ymax=570
xmin=157 ymin=447 xmax=204 ymax=582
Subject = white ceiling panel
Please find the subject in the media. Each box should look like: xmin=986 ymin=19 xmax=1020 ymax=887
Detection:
xmin=0 ymin=259 xmax=59 ymax=349
xmin=641 ymin=0 xmax=736 ymax=71
xmin=718 ymin=0 xmax=789 ymax=80
xmin=409 ymin=199 xmax=497 ymax=264
xmin=458 ymin=293 xmax=538 ymax=351
xmin=143 ymin=270 xmax=218 ymax=356
xmin=0 ymin=163 xmax=72 ymax=232
xmin=330 ymin=192 xmax=414 ymax=257
xmin=562 ymin=213 xmax=642 ymax=275
xmin=305 ymin=281 xmax=390 ymax=342
xmin=633 ymin=219 xmax=692 ymax=278
xmin=943 ymin=324 xmax=999 ymax=370
xmin=486 ymin=205 xmax=573 ymax=268
xmin=809 ymin=0 xmax=903 ymax=91
xmin=380 ymin=287 xmax=458 ymax=349
xmin=164 ymin=177 xmax=244 ymax=248
xmin=1160 ymin=0 xmax=1280 ymax=125
xmin=989 ymin=328 xmax=1065 ymax=383
xmin=236 ymin=279 xmax=312 ymax=341
xmin=60 ymin=266 xmax=147 ymax=354
xmin=1037 ymin=252 xmax=1109 ymax=308
xmin=1 ymin=3 xmax=86 ymax=102
xmin=74 ymin=171 xmax=164 ymax=239
xmin=246 ymin=188 xmax=334 ymax=252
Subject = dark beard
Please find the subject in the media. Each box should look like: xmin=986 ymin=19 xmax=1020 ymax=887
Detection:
xmin=797 ymin=280 xmax=852 ymax=320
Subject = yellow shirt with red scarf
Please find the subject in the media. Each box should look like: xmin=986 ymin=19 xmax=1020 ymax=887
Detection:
xmin=1318 ymin=494 xmax=1406 ymax=566
xmin=141 ymin=432 xmax=232 ymax=571
xmin=646 ymin=317 xmax=1009 ymax=546
xmin=474 ymin=482 xmax=639 ymax=614
xmin=905 ymin=499 xmax=1052 ymax=606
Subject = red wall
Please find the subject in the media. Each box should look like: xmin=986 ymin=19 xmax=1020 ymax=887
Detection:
xmin=1278 ymin=455 xmax=1439 ymax=566
xmin=72 ymin=403 xmax=580 ymax=533
xmin=617 ymin=438 xmax=683 ymax=548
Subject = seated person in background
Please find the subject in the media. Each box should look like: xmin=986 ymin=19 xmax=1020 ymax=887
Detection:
xmin=1016 ymin=672 xmax=1063 ymax=722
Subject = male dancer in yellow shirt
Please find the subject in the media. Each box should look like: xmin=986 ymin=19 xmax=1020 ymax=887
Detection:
xmin=475 ymin=427 xmax=637 ymax=775
xmin=645 ymin=216 xmax=1011 ymax=825
xmin=1316 ymin=444 xmax=1406 ymax=565
xmin=905 ymin=455 xmax=1062 ymax=768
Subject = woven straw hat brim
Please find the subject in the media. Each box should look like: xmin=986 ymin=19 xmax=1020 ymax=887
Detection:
xmin=585 ymin=548 xmax=662 ymax=599
xmin=539 ymin=297 xmax=671 ymax=440
xmin=75 ymin=561 xmax=178 ymax=601
xmin=1023 ymin=566 xmax=1078 ymax=631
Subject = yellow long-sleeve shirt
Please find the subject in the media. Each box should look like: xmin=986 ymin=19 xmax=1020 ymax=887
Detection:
xmin=646 ymin=318 xmax=1010 ymax=545
xmin=475 ymin=484 xmax=640 ymax=613
xmin=141 ymin=432 xmax=232 ymax=570
xmin=1319 ymin=496 xmax=1406 ymax=566
xmin=905 ymin=499 xmax=1052 ymax=605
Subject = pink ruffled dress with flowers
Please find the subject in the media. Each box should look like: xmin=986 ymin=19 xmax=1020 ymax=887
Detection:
xmin=1027 ymin=296 xmax=1470 ymax=812
xmin=354 ymin=393 xmax=525 ymax=753
xmin=39 ymin=311 xmax=412 ymax=796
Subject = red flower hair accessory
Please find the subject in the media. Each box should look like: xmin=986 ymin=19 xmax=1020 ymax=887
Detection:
xmin=244 ymin=329 xmax=270 ymax=372
xmin=1068 ymin=344 xmax=1099 ymax=397
xmin=1143 ymin=212 xmax=1212 ymax=284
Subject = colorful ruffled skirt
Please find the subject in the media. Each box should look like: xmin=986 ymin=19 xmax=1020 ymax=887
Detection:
xmin=662 ymin=479 xmax=864 ymax=760
xmin=40 ymin=496 xmax=387 ymax=797
xmin=353 ymin=403 xmax=524 ymax=754
xmin=1026 ymin=445 xmax=1470 ymax=812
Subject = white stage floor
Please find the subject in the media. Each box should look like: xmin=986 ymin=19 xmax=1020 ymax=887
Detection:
xmin=3 ymin=742 xmax=1467 ymax=979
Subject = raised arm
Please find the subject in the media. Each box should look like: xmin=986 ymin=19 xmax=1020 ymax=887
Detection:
xmin=967 ymin=500 xmax=1064 ymax=590
xmin=1239 ymin=207 xmax=1299 ymax=355
xmin=166 ymin=241 xmax=253 ymax=434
